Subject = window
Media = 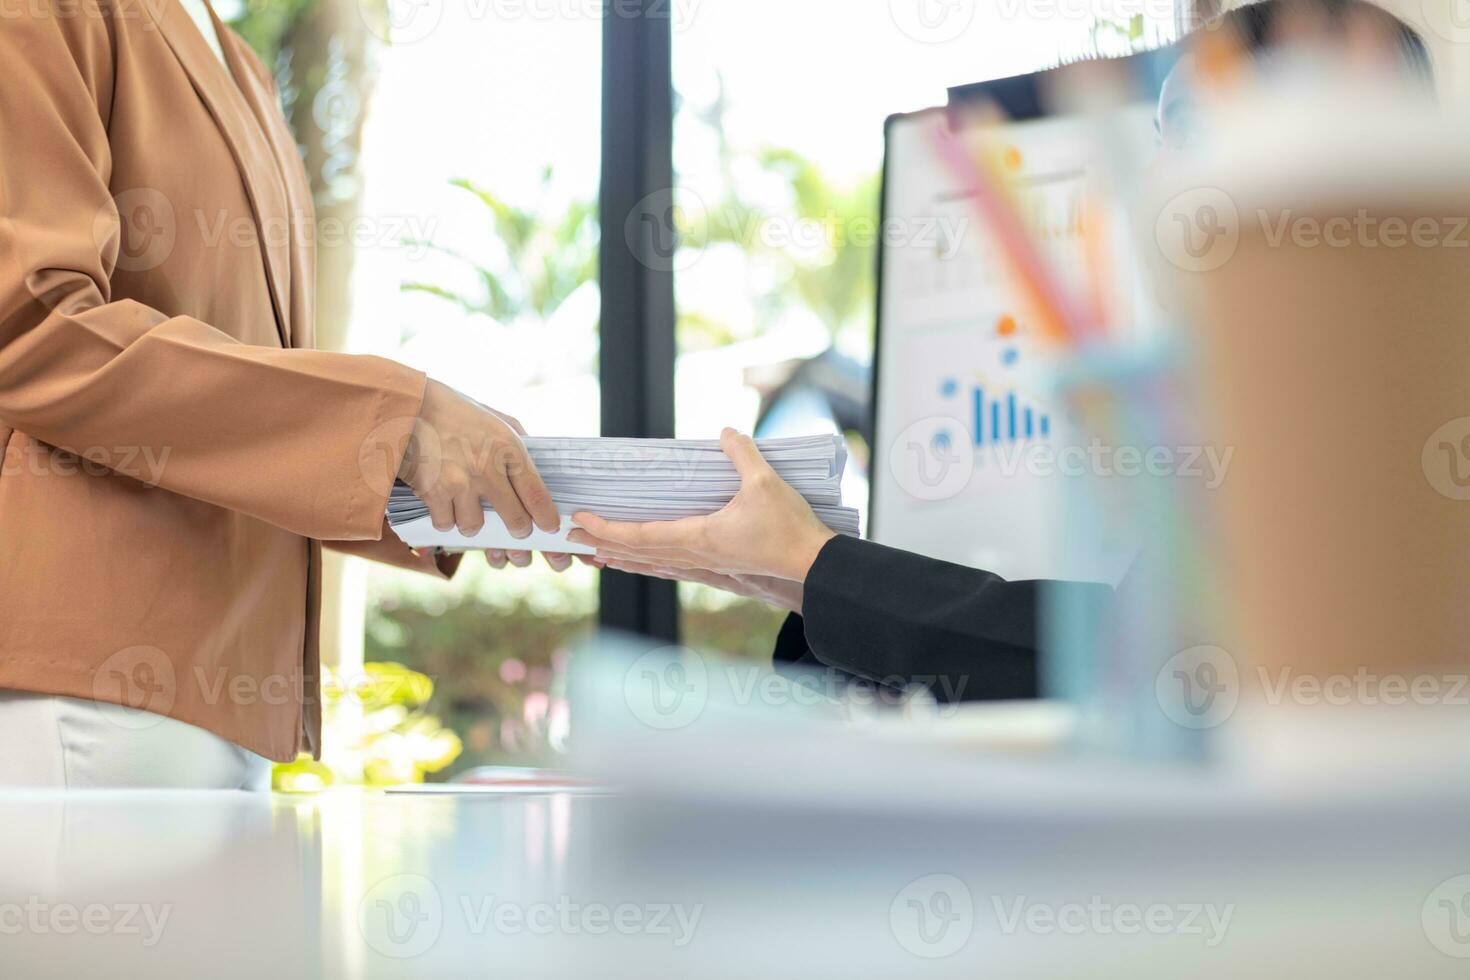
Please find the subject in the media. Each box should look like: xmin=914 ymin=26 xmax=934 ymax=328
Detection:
xmin=671 ymin=0 xmax=1175 ymax=657
xmin=225 ymin=0 xmax=604 ymax=782
xmin=354 ymin=5 xmax=603 ymax=778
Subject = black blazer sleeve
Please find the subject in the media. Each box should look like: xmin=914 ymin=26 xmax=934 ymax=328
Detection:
xmin=772 ymin=534 xmax=1111 ymax=703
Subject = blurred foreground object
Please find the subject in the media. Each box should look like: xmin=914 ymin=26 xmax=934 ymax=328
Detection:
xmin=1153 ymin=73 xmax=1470 ymax=685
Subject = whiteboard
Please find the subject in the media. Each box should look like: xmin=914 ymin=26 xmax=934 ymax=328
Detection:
xmin=869 ymin=104 xmax=1158 ymax=584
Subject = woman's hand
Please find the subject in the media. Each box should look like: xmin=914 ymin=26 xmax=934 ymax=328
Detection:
xmin=398 ymin=379 xmax=560 ymax=539
xmin=567 ymin=428 xmax=836 ymax=583
xmin=398 ymin=380 xmax=571 ymax=573
xmin=488 ymin=549 xmax=572 ymax=573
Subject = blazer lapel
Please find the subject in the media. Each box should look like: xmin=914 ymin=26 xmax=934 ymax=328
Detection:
xmin=147 ymin=0 xmax=294 ymax=347
xmin=216 ymin=18 xmax=318 ymax=352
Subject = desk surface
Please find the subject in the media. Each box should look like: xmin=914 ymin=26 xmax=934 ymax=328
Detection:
xmin=3 ymin=753 xmax=1469 ymax=980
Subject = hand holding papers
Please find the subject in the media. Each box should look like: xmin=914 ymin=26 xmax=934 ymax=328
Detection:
xmin=566 ymin=429 xmax=849 ymax=583
xmin=396 ymin=380 xmax=561 ymax=539
xmin=388 ymin=429 xmax=859 ymax=559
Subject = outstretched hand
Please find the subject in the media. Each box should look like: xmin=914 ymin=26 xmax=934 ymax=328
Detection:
xmin=567 ymin=428 xmax=836 ymax=584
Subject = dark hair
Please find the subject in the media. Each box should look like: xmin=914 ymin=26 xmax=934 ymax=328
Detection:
xmin=1206 ymin=0 xmax=1435 ymax=84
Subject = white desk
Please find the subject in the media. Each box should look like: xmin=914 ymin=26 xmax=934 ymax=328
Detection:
xmin=2 ymin=747 xmax=1468 ymax=980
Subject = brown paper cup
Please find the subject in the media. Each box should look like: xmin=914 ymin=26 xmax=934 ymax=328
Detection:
xmin=1174 ymin=196 xmax=1470 ymax=683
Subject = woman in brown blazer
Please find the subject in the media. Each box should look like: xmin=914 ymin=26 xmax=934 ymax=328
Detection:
xmin=0 ymin=0 xmax=562 ymax=787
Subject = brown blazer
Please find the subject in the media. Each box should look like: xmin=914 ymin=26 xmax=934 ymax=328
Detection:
xmin=0 ymin=0 xmax=459 ymax=762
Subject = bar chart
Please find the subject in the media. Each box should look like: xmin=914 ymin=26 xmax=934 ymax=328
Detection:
xmin=938 ymin=376 xmax=1051 ymax=446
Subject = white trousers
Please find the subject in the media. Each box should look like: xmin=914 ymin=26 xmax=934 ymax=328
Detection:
xmin=0 ymin=691 xmax=271 ymax=790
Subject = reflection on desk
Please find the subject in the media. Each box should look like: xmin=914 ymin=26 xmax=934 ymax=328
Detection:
xmin=3 ymin=740 xmax=1469 ymax=980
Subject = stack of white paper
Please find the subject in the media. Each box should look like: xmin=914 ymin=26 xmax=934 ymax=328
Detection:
xmin=386 ymin=435 xmax=861 ymax=555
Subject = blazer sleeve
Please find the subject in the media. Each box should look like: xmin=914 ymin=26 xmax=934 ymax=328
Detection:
xmin=324 ymin=524 xmax=465 ymax=579
xmin=771 ymin=535 xmax=1112 ymax=703
xmin=0 ymin=7 xmax=425 ymax=542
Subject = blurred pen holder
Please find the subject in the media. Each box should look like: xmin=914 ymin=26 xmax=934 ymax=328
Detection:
xmin=1041 ymin=339 xmax=1230 ymax=764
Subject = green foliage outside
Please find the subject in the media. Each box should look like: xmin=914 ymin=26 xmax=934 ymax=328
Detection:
xmin=674 ymin=150 xmax=880 ymax=354
xmin=272 ymin=661 xmax=463 ymax=792
xmin=401 ymin=172 xmax=599 ymax=324
xmin=366 ymin=565 xmax=595 ymax=777
xmin=222 ymin=0 xmax=318 ymax=64
xmin=398 ymin=154 xmax=879 ymax=356
xmin=360 ymin=563 xmax=790 ymax=782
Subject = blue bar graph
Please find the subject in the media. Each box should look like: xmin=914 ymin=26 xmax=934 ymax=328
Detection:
xmin=951 ymin=378 xmax=1051 ymax=447
xmin=973 ymin=388 xmax=984 ymax=447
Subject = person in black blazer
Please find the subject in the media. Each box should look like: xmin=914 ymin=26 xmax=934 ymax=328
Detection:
xmin=569 ymin=429 xmax=1110 ymax=703
xmin=763 ymin=535 xmax=1113 ymax=703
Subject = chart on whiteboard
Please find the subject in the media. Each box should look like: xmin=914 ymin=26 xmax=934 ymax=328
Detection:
xmin=872 ymin=106 xmax=1156 ymax=583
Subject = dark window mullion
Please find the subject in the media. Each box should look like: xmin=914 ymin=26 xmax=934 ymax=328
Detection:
xmin=597 ymin=1 xmax=679 ymax=642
